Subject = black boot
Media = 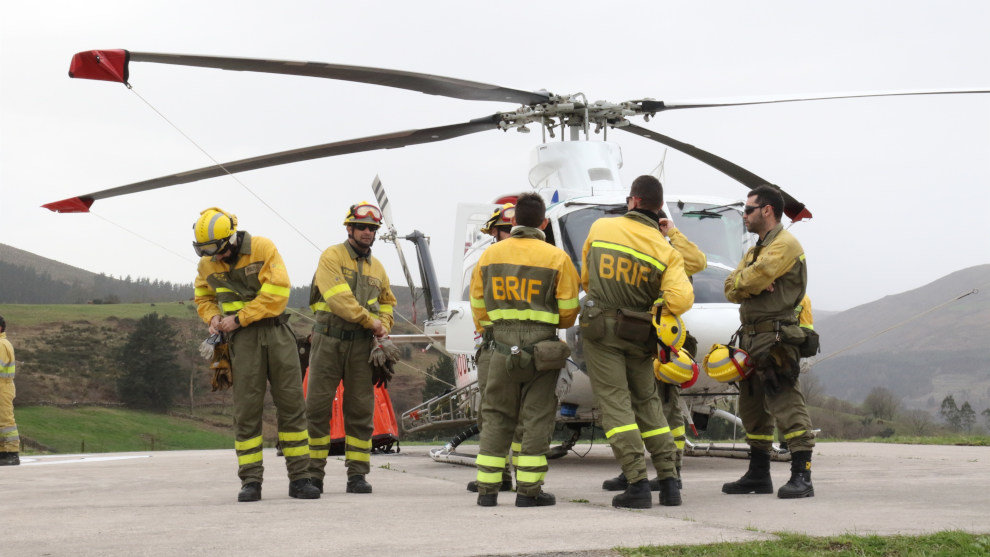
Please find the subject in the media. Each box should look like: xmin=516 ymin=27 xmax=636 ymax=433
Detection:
xmin=659 ymin=477 xmax=682 ymax=506
xmin=516 ymin=490 xmax=556 ymax=507
xmin=237 ymin=482 xmax=262 ymax=502
xmin=612 ymin=478 xmax=652 ymax=509
xmin=346 ymin=474 xmax=373 ymax=494
xmin=311 ymin=478 xmax=324 ymax=494
xmin=0 ymin=452 xmax=18 ymax=466
xmin=777 ymin=450 xmax=814 ymax=499
xmin=289 ymin=478 xmax=321 ymax=499
xmin=604 ymin=472 xmax=660 ymax=492
xmin=477 ymin=492 xmax=498 ymax=507
xmin=722 ymin=450 xmax=773 ymax=494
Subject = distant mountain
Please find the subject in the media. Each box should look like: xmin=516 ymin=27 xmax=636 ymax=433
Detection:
xmin=812 ymin=264 xmax=990 ymax=413
xmin=0 ymin=243 xmax=103 ymax=287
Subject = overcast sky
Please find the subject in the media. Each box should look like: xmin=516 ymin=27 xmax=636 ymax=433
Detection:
xmin=2 ymin=1 xmax=988 ymax=312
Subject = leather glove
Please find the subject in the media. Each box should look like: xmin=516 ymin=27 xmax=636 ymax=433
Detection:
xmin=369 ymin=337 xmax=401 ymax=366
xmin=555 ymin=366 xmax=573 ymax=399
xmin=371 ymin=360 xmax=394 ymax=388
xmin=210 ymin=342 xmax=233 ymax=391
xmin=200 ymin=333 xmax=225 ymax=360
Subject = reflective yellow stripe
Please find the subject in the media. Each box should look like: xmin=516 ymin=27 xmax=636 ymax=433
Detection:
xmin=799 ymin=254 xmax=806 ymax=262
xmin=216 ymin=287 xmax=236 ymax=294
xmin=641 ymin=426 xmax=670 ymax=439
xmin=784 ymin=429 xmax=807 ymax=440
xmin=238 ymin=452 xmax=263 ymax=466
xmin=311 ymin=301 xmax=330 ymax=313
xmin=557 ymin=297 xmax=579 ymax=309
xmin=221 ymin=301 xmax=246 ymax=313
xmin=278 ymin=430 xmax=309 ymax=442
xmin=511 ymin=455 xmax=518 ymax=467
xmin=515 ymin=455 xmax=547 ymax=468
xmin=487 ymin=308 xmax=559 ymax=325
xmin=747 ymin=433 xmax=774 ymax=441
xmin=367 ymin=297 xmax=378 ymax=305
xmin=310 ymin=435 xmax=331 ymax=446
xmin=734 ymin=274 xmax=741 ymax=289
xmin=606 ymin=424 xmax=639 ymax=438
xmin=671 ymin=426 xmax=686 ymax=437
xmin=675 ymin=440 xmax=685 ymax=450
xmin=260 ymin=283 xmax=290 ymax=297
xmin=282 ymin=445 xmax=309 ymax=457
xmin=0 ymin=362 xmax=14 ymax=377
xmin=510 ymin=442 xmax=522 ymax=453
xmin=801 ymin=324 xmax=814 ymax=330
xmin=516 ymin=470 xmax=546 ymax=483
xmin=345 ymin=450 xmax=370 ymax=462
xmin=479 ymin=320 xmax=493 ymax=327
xmin=379 ymin=304 xmax=393 ymax=314
xmin=470 ymin=297 xmax=487 ymax=308
xmin=310 ymin=449 xmax=330 ymax=459
xmin=591 ymin=241 xmax=665 ymax=271
xmin=475 ymin=454 xmax=507 ymax=468
xmin=345 ymin=435 xmax=372 ymax=449
xmin=234 ymin=436 xmax=263 ymax=451
xmin=324 ymin=283 xmax=351 ymax=299
xmin=476 ymin=470 xmax=504 ymax=484
xmin=194 ymin=287 xmax=212 ymax=296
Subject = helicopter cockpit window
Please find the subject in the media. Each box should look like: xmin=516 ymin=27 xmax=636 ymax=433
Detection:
xmin=669 ymin=201 xmax=746 ymax=304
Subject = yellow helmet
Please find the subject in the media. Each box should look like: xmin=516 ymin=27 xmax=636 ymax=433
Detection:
xmin=343 ymin=201 xmax=383 ymax=227
xmin=654 ymin=347 xmax=699 ymax=387
xmin=653 ymin=313 xmax=686 ymax=351
xmin=480 ymin=203 xmax=515 ymax=234
xmin=702 ymin=344 xmax=753 ymax=383
xmin=192 ymin=207 xmax=237 ymax=257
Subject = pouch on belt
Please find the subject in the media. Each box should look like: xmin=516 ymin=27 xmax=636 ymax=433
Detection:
xmin=533 ymin=339 xmax=571 ymax=371
xmin=579 ymin=302 xmax=605 ymax=341
xmin=615 ymin=308 xmax=654 ymax=343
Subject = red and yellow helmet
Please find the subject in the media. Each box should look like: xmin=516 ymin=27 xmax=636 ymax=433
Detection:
xmin=702 ymin=344 xmax=753 ymax=383
xmin=343 ymin=201 xmax=383 ymax=227
xmin=480 ymin=203 xmax=515 ymax=234
xmin=654 ymin=347 xmax=699 ymax=388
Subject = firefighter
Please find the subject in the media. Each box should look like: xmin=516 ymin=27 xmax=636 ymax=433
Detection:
xmin=466 ymin=203 xmax=517 ymax=493
xmin=581 ymin=175 xmax=693 ymax=508
xmin=471 ymin=193 xmax=579 ymax=507
xmin=722 ymin=184 xmax=816 ymax=499
xmin=306 ymin=201 xmax=398 ymax=495
xmin=600 ymin=212 xmax=706 ymax=492
xmin=0 ymin=316 xmax=20 ymax=466
xmin=192 ymin=208 xmax=319 ymax=502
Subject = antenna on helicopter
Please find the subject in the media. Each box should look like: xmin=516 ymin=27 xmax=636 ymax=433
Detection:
xmin=649 ymin=149 xmax=669 ymax=183
xmin=371 ymin=175 xmax=422 ymax=323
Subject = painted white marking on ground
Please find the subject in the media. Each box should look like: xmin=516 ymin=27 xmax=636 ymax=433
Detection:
xmin=20 ymin=455 xmax=151 ymax=466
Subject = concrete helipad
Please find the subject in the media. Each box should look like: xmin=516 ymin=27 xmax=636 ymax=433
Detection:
xmin=1 ymin=443 xmax=987 ymax=556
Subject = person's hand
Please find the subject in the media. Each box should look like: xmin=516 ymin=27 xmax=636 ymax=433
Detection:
xmin=219 ymin=314 xmax=241 ymax=332
xmin=766 ymin=283 xmax=775 ymax=293
xmin=371 ymin=319 xmax=387 ymax=337
xmin=658 ymin=218 xmax=675 ymax=236
xmin=208 ymin=315 xmax=222 ymax=335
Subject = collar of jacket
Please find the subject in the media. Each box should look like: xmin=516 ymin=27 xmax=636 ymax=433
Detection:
xmin=0 ymin=333 xmax=5 ymax=339
xmin=509 ymin=226 xmax=546 ymax=241
xmin=220 ymin=231 xmax=250 ymax=265
xmin=344 ymin=239 xmax=372 ymax=260
xmin=758 ymin=223 xmax=784 ymax=246
xmin=623 ymin=210 xmax=660 ymax=231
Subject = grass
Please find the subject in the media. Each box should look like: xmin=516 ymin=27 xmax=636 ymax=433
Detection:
xmin=0 ymin=302 xmax=199 ymax=327
xmin=16 ymin=406 xmax=231 ymax=453
xmin=617 ymin=531 xmax=990 ymax=556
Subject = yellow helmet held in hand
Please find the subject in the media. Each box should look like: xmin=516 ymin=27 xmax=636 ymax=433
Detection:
xmin=192 ymin=207 xmax=237 ymax=258
xmin=653 ymin=313 xmax=686 ymax=350
xmin=702 ymin=344 xmax=753 ymax=383
xmin=654 ymin=347 xmax=699 ymax=388
xmin=343 ymin=201 xmax=383 ymax=227
xmin=480 ymin=203 xmax=515 ymax=234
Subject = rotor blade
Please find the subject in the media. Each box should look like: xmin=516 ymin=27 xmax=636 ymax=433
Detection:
xmin=43 ymin=114 xmax=502 ymax=213
xmin=115 ymin=51 xmax=549 ymax=105
xmin=617 ymin=123 xmax=811 ymax=222
xmin=638 ymin=87 xmax=990 ymax=113
xmin=370 ymin=175 xmax=420 ymax=308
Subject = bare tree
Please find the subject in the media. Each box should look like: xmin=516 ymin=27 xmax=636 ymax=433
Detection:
xmin=800 ymin=372 xmax=825 ymax=406
xmin=901 ymin=409 xmax=935 ymax=436
xmin=863 ymin=386 xmax=901 ymax=421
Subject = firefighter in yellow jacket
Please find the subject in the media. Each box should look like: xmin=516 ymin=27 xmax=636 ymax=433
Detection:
xmin=581 ymin=175 xmax=693 ymax=508
xmin=471 ymin=193 xmax=579 ymax=507
xmin=600 ymin=212 xmax=706 ymax=493
xmin=721 ymin=184 xmax=815 ymax=499
xmin=306 ymin=201 xmax=398 ymax=495
xmin=192 ymin=208 xmax=319 ymax=502
xmin=0 ymin=316 xmax=20 ymax=466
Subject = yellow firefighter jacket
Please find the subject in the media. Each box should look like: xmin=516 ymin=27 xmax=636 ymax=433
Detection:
xmin=0 ymin=332 xmax=14 ymax=380
xmin=194 ymin=232 xmax=292 ymax=326
xmin=581 ymin=211 xmax=694 ymax=316
xmin=724 ymin=223 xmax=807 ymax=325
xmin=667 ymin=228 xmax=707 ymax=277
xmin=309 ymin=241 xmax=396 ymax=333
xmin=470 ymin=227 xmax=580 ymax=330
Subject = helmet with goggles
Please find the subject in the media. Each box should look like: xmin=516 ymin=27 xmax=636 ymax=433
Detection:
xmin=192 ymin=207 xmax=237 ymax=258
xmin=344 ymin=201 xmax=383 ymax=228
xmin=480 ymin=203 xmax=515 ymax=235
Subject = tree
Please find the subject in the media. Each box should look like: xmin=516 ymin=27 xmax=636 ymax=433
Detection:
xmin=863 ymin=386 xmax=901 ymax=421
xmin=958 ymin=401 xmax=976 ymax=432
xmin=939 ymin=395 xmax=961 ymax=431
xmin=982 ymin=408 xmax=990 ymax=430
xmin=116 ymin=313 xmax=183 ymax=412
xmin=901 ymin=409 xmax=935 ymax=436
xmin=423 ymin=354 xmax=456 ymax=402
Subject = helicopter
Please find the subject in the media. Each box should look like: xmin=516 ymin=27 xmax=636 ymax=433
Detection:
xmin=44 ymin=50 xmax=990 ymax=461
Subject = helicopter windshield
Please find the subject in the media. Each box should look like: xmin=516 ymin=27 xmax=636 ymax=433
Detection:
xmin=557 ymin=202 xmax=745 ymax=304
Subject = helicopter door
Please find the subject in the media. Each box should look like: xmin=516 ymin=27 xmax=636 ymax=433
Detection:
xmin=445 ymin=203 xmax=497 ymax=354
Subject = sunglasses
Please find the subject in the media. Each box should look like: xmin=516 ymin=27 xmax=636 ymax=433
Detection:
xmin=743 ymin=204 xmax=768 ymax=215
xmin=351 ymin=223 xmax=379 ymax=232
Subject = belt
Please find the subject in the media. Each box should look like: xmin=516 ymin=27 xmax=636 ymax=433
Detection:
xmin=492 ymin=337 xmax=557 ymax=356
xmin=246 ymin=314 xmax=289 ymax=328
xmin=314 ymin=322 xmax=373 ymax=340
xmin=742 ymin=320 xmax=794 ymax=335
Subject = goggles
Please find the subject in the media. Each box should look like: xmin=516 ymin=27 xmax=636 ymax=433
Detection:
xmin=350 ymin=203 xmax=383 ymax=223
xmin=192 ymin=237 xmax=229 ymax=258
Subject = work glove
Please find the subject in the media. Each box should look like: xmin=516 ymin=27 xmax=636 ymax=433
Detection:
xmin=371 ymin=360 xmax=394 ymax=388
xmin=210 ymin=342 xmax=233 ymax=391
xmin=199 ymin=333 xmax=224 ymax=360
xmin=555 ymin=366 xmax=573 ymax=399
xmin=369 ymin=336 xmax=401 ymax=367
